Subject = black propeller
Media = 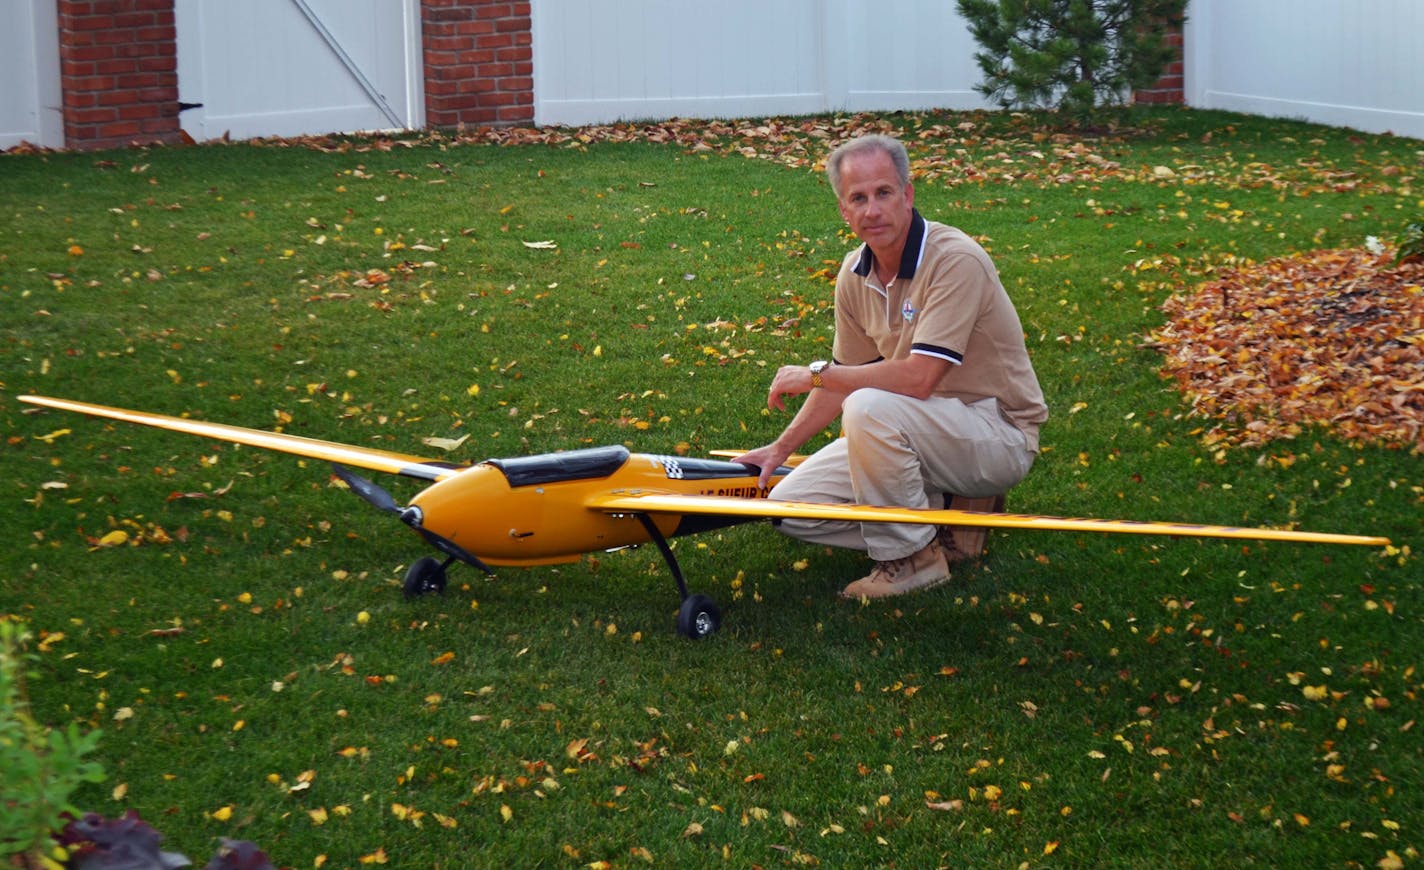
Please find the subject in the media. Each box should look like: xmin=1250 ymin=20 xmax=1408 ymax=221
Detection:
xmin=332 ymin=464 xmax=495 ymax=576
xmin=332 ymin=463 xmax=400 ymax=514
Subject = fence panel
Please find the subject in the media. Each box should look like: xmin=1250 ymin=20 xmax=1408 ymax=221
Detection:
xmin=1186 ymin=0 xmax=1424 ymax=139
xmin=175 ymin=0 xmax=425 ymax=141
xmin=1 ymin=0 xmax=63 ymax=149
xmin=532 ymin=0 xmax=993 ymax=127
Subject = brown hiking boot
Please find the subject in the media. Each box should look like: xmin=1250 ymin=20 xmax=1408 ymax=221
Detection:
xmin=939 ymin=494 xmax=1006 ymax=561
xmin=839 ymin=541 xmax=951 ymax=599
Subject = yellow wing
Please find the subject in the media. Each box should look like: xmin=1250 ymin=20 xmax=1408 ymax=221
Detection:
xmin=585 ymin=492 xmax=1391 ymax=547
xmin=20 ymin=395 xmax=465 ymax=482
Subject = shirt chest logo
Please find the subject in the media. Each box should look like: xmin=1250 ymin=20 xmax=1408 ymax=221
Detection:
xmin=901 ymin=300 xmax=917 ymax=323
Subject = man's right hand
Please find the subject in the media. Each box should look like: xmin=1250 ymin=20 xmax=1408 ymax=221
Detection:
xmin=732 ymin=443 xmax=793 ymax=491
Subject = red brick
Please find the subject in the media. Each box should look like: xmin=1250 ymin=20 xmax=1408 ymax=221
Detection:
xmin=62 ymin=91 xmax=99 ymax=109
xmin=123 ymin=102 xmax=164 ymax=120
xmin=427 ymin=6 xmax=474 ymax=22
xmin=64 ymin=44 xmax=114 ymax=61
xmin=453 ymin=19 xmax=496 ymax=35
xmin=457 ymin=78 xmax=497 ymax=95
xmin=67 ymin=106 xmax=117 ymax=123
xmin=65 ymin=14 xmax=118 ymax=31
xmin=477 ymin=3 xmax=514 ymax=18
xmin=96 ymin=119 xmax=141 ymax=138
xmin=62 ymin=60 xmax=98 ymax=76
xmin=138 ymin=56 xmax=177 ymax=73
xmin=425 ymin=34 xmax=475 ymax=51
xmin=475 ymin=33 xmax=516 ymax=50
xmin=115 ymin=11 xmax=159 ymax=28
xmin=135 ymin=25 xmax=173 ymax=42
xmin=97 ymin=90 xmax=138 ymax=107
xmin=456 ymin=48 xmax=497 ymax=65
xmin=476 ymin=62 xmax=514 ymax=78
xmin=424 ymin=79 xmax=463 ymax=96
xmin=140 ymin=117 xmax=178 ymax=134
xmin=95 ymin=58 xmax=138 ymax=75
xmin=69 ymin=74 xmax=119 ymax=91
xmin=138 ymin=86 xmax=177 ymax=102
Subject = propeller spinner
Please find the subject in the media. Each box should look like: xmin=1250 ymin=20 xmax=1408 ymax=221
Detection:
xmin=332 ymin=464 xmax=494 ymax=576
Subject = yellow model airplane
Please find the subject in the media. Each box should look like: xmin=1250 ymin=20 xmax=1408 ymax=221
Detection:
xmin=21 ymin=395 xmax=1391 ymax=639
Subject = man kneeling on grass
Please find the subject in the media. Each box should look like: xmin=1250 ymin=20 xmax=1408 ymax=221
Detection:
xmin=736 ymin=134 xmax=1047 ymax=599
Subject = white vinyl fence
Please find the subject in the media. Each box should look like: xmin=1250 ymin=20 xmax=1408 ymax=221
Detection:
xmin=1 ymin=0 xmax=63 ymax=150
xmin=174 ymin=0 xmax=426 ymax=141
xmin=531 ymin=0 xmax=993 ymax=126
xmin=1185 ymin=0 xmax=1424 ymax=140
xmin=4 ymin=0 xmax=1423 ymax=149
xmin=533 ymin=0 xmax=1424 ymax=140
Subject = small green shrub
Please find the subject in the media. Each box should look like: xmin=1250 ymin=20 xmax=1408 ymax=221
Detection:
xmin=1394 ymin=220 xmax=1424 ymax=264
xmin=0 ymin=619 xmax=106 ymax=867
xmin=956 ymin=0 xmax=1189 ymax=126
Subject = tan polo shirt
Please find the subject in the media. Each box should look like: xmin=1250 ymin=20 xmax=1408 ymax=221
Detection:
xmin=832 ymin=211 xmax=1048 ymax=451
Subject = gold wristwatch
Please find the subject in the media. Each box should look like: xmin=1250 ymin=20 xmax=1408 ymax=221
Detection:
xmin=809 ymin=360 xmax=829 ymax=389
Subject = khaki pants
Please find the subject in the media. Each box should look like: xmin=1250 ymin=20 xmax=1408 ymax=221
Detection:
xmin=770 ymin=390 xmax=1036 ymax=561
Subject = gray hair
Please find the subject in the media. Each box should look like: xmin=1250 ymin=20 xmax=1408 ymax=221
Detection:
xmin=825 ymin=134 xmax=910 ymax=197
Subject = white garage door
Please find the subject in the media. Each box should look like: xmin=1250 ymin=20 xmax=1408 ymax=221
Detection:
xmin=175 ymin=0 xmax=424 ymax=142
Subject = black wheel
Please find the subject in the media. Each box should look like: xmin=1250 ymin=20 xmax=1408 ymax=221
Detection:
xmin=676 ymin=594 xmax=721 ymax=640
xmin=403 ymin=556 xmax=447 ymax=598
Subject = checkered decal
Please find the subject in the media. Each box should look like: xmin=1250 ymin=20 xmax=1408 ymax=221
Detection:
xmin=656 ymin=456 xmax=684 ymax=479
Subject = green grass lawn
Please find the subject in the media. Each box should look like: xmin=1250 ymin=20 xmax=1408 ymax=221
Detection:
xmin=2 ymin=107 xmax=1419 ymax=868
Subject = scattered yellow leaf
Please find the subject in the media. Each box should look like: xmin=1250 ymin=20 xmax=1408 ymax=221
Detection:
xmin=926 ymin=799 xmax=963 ymax=812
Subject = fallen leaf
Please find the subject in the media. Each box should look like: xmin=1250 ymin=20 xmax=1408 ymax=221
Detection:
xmin=926 ymin=799 xmax=963 ymax=812
xmin=422 ymin=434 xmax=469 ymax=452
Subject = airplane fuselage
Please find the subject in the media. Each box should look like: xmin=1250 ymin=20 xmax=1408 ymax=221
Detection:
xmin=409 ymin=446 xmax=787 ymax=566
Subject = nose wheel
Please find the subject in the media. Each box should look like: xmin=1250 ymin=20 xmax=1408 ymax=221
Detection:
xmin=403 ymin=555 xmax=451 ymax=598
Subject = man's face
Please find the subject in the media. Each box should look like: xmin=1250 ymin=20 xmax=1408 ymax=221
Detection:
xmin=836 ymin=150 xmax=915 ymax=251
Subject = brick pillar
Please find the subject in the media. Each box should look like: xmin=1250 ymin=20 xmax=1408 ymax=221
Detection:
xmin=56 ymin=0 xmax=181 ymax=150
xmin=422 ymin=0 xmax=534 ymax=129
xmin=1135 ymin=27 xmax=1185 ymax=105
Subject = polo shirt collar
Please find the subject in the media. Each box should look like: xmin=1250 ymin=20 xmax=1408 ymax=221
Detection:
xmin=851 ymin=209 xmax=927 ymax=281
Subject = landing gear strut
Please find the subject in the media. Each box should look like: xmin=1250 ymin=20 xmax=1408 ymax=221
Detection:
xmin=635 ymin=514 xmax=723 ymax=640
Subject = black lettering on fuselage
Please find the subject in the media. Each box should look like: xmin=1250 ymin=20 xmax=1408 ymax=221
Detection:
xmin=699 ymin=486 xmax=771 ymax=499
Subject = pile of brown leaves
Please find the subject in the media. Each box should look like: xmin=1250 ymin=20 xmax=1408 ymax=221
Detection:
xmin=1153 ymin=249 xmax=1423 ymax=452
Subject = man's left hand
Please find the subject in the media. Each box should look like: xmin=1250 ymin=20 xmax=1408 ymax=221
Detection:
xmin=767 ymin=365 xmax=814 ymax=411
